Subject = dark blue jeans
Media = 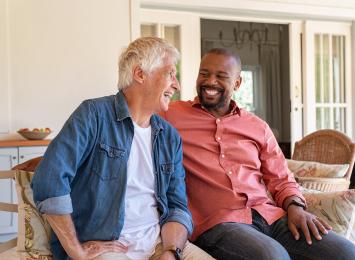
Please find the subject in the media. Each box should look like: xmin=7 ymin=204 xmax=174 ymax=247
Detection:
xmin=194 ymin=210 xmax=355 ymax=260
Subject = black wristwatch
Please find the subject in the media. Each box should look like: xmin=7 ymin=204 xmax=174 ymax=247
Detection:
xmin=166 ymin=245 xmax=182 ymax=260
xmin=288 ymin=199 xmax=306 ymax=210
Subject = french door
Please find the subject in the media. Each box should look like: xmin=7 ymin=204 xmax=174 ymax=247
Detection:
xmin=140 ymin=9 xmax=200 ymax=100
xmin=303 ymin=21 xmax=352 ymax=135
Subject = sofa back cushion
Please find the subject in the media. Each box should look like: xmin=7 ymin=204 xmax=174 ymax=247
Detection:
xmin=287 ymin=159 xmax=349 ymax=178
xmin=15 ymin=170 xmax=52 ymax=259
xmin=302 ymin=189 xmax=355 ymax=242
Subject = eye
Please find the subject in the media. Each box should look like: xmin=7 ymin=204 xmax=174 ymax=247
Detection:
xmin=199 ymin=71 xmax=209 ymax=78
xmin=168 ymin=71 xmax=176 ymax=80
xmin=217 ymin=74 xmax=229 ymax=79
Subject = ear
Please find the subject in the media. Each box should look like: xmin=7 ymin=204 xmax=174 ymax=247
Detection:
xmin=234 ymin=76 xmax=242 ymax=91
xmin=132 ymin=65 xmax=145 ymax=84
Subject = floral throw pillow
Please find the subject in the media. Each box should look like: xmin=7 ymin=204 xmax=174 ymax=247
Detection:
xmin=303 ymin=189 xmax=355 ymax=242
xmin=287 ymin=159 xmax=349 ymax=178
xmin=14 ymin=170 xmax=53 ymax=259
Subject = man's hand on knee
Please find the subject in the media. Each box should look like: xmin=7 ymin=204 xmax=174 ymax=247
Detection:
xmin=287 ymin=205 xmax=332 ymax=245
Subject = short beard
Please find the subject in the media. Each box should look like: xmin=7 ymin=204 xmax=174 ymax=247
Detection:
xmin=198 ymin=87 xmax=227 ymax=110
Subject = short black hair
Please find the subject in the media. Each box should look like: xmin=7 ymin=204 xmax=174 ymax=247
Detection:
xmin=205 ymin=48 xmax=242 ymax=72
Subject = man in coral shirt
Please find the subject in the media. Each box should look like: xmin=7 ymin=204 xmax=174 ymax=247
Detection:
xmin=160 ymin=48 xmax=355 ymax=260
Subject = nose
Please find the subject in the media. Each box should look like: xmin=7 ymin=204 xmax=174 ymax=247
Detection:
xmin=172 ymin=77 xmax=181 ymax=91
xmin=205 ymin=74 xmax=218 ymax=86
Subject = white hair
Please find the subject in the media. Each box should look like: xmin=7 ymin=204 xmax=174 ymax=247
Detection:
xmin=118 ymin=37 xmax=180 ymax=90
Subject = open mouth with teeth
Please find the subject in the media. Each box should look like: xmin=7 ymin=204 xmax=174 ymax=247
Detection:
xmin=201 ymin=86 xmax=223 ymax=97
xmin=163 ymin=91 xmax=174 ymax=100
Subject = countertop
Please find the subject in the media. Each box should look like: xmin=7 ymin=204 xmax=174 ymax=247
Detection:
xmin=0 ymin=139 xmax=51 ymax=147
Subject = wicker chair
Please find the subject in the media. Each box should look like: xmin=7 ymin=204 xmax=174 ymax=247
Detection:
xmin=292 ymin=129 xmax=355 ymax=192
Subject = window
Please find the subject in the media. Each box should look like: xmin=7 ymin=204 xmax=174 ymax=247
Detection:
xmin=233 ymin=66 xmax=260 ymax=114
xmin=314 ymin=34 xmax=346 ymax=132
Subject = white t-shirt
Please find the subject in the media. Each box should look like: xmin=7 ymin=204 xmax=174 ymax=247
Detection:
xmin=119 ymin=121 xmax=161 ymax=260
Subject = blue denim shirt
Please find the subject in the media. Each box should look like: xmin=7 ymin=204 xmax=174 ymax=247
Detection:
xmin=31 ymin=92 xmax=193 ymax=259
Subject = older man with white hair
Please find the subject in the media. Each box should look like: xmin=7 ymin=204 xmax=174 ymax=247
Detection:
xmin=31 ymin=37 xmax=213 ymax=260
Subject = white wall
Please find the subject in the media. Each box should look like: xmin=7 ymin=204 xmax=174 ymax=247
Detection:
xmin=0 ymin=0 xmax=10 ymax=134
xmin=0 ymin=0 xmax=131 ymax=140
xmin=352 ymin=21 xmax=355 ymax=141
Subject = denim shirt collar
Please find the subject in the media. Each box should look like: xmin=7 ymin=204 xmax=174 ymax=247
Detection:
xmin=114 ymin=91 xmax=131 ymax=122
xmin=114 ymin=91 xmax=163 ymax=135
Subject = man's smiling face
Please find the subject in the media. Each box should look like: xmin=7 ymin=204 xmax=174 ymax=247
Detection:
xmin=196 ymin=53 xmax=241 ymax=117
xmin=145 ymin=55 xmax=180 ymax=113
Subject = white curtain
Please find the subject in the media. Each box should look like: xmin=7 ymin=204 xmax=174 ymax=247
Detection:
xmin=260 ymin=44 xmax=282 ymax=140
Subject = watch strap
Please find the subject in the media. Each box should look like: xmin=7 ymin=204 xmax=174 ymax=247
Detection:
xmin=288 ymin=199 xmax=306 ymax=210
xmin=165 ymin=245 xmax=182 ymax=260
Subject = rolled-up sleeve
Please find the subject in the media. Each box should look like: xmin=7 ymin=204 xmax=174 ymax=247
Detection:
xmin=260 ymin=125 xmax=305 ymax=208
xmin=31 ymin=100 xmax=97 ymax=214
xmin=36 ymin=195 xmax=73 ymax=214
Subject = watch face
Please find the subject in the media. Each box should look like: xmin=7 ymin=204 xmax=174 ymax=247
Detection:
xmin=174 ymin=247 xmax=182 ymax=259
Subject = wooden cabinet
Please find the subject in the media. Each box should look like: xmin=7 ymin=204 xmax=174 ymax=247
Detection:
xmin=0 ymin=140 xmax=50 ymax=242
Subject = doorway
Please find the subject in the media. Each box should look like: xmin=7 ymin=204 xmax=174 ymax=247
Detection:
xmin=200 ymin=19 xmax=291 ymax=156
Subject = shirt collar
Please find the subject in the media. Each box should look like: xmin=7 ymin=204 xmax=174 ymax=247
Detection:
xmin=114 ymin=91 xmax=164 ymax=132
xmin=114 ymin=91 xmax=131 ymax=121
xmin=191 ymin=96 xmax=241 ymax=116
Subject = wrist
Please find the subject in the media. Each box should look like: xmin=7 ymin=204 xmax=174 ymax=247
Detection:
xmin=161 ymin=249 xmax=175 ymax=259
xmin=287 ymin=199 xmax=306 ymax=211
xmin=283 ymin=196 xmax=304 ymax=210
xmin=164 ymin=245 xmax=182 ymax=260
xmin=68 ymin=244 xmax=86 ymax=260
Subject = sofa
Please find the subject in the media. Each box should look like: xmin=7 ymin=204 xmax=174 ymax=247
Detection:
xmin=0 ymin=170 xmax=354 ymax=259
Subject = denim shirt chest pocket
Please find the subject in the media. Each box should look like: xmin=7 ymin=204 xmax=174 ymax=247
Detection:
xmin=158 ymin=162 xmax=174 ymax=194
xmin=93 ymin=143 xmax=126 ymax=180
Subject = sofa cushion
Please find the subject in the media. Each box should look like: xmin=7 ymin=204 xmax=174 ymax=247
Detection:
xmin=287 ymin=159 xmax=349 ymax=178
xmin=302 ymin=189 xmax=355 ymax=242
xmin=15 ymin=170 xmax=52 ymax=259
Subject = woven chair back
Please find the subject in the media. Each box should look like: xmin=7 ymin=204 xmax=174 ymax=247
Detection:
xmin=292 ymin=129 xmax=355 ymax=181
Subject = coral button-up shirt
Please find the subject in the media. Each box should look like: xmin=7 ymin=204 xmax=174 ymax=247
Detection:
xmin=161 ymin=98 xmax=304 ymax=241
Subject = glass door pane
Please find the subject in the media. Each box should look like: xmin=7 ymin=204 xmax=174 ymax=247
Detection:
xmin=234 ymin=70 xmax=254 ymax=112
xmin=334 ymin=107 xmax=346 ymax=131
xmin=313 ymin=33 xmax=347 ymax=132
xmin=141 ymin=24 xmax=157 ymax=37
xmin=332 ymin=36 xmax=345 ymax=103
xmin=163 ymin=25 xmax=181 ymax=100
